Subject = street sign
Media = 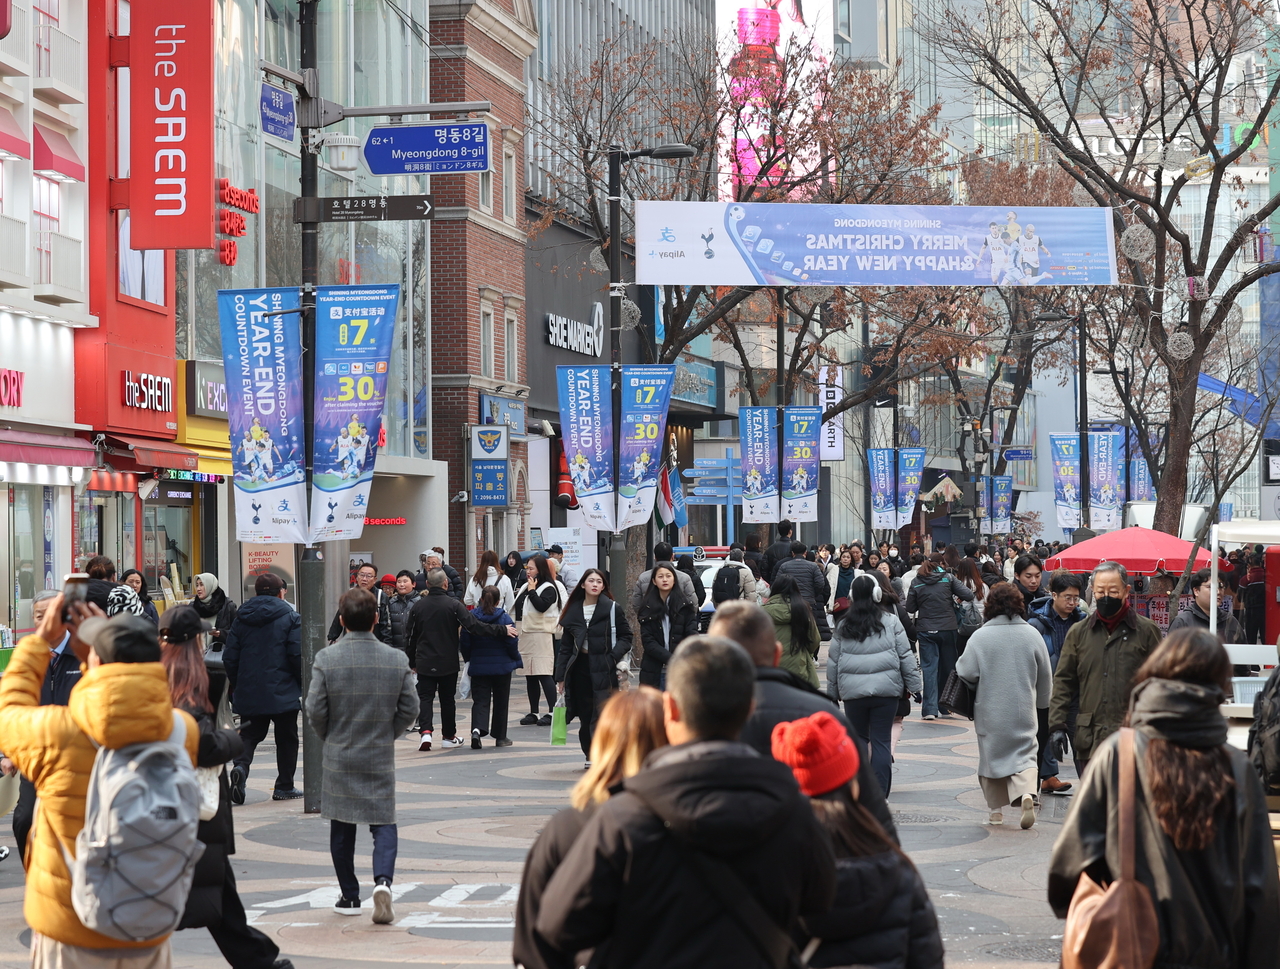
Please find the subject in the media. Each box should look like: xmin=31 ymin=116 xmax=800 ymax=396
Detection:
xmin=686 ymin=494 xmax=744 ymax=505
xmin=694 ymin=458 xmax=733 ymax=468
xmin=683 ymin=467 xmax=735 ymax=478
xmin=362 ymin=122 xmax=489 ymax=175
xmin=294 ymin=195 xmax=434 ymax=224
xmin=693 ymin=487 xmax=729 ymax=497
xmin=260 ymin=83 xmax=296 ymax=141
xmin=1002 ymin=447 xmax=1034 ymax=461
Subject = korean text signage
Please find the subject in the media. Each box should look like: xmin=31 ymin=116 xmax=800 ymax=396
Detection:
xmin=1049 ymin=434 xmax=1082 ymax=530
xmin=896 ymin=447 xmax=926 ymax=528
xmin=636 ymin=202 xmax=1118 ymax=288
xmin=130 ymin=0 xmax=215 ymax=250
xmin=471 ymin=425 xmax=509 ymax=507
xmin=122 ymin=370 xmax=173 ymax=412
xmin=362 ymin=122 xmax=490 ymax=175
xmin=740 ymin=407 xmax=779 ymax=523
xmin=556 ymin=366 xmax=615 ymax=531
xmin=1089 ymin=431 xmax=1124 ymax=529
xmin=259 ymin=83 xmax=296 ymax=141
xmin=0 ymin=368 xmax=23 ymax=407
xmin=782 ymin=407 xmax=821 ymax=522
xmin=310 ymin=285 xmax=401 ymax=543
xmin=546 ymin=303 xmax=604 ymax=357
xmin=617 ymin=366 xmax=676 ymax=529
xmin=217 ymin=288 xmax=308 ymax=544
xmin=992 ymin=476 xmax=1013 ymax=534
xmin=868 ymin=449 xmax=896 ymax=529
xmin=186 ymin=360 xmax=227 ymax=418
xmin=216 ymin=179 xmax=258 ymax=267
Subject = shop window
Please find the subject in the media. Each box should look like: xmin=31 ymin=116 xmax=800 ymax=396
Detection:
xmin=480 ymin=306 xmax=494 ymax=378
xmin=502 ymin=151 xmax=516 ymax=222
xmin=33 ymin=0 xmax=58 ymax=77
xmin=143 ymin=502 xmax=193 ymax=598
xmin=504 ymin=313 xmax=517 ymax=381
xmin=118 ymin=213 xmax=165 ymax=305
xmin=9 ymin=484 xmax=55 ymax=635
xmin=479 ymin=169 xmax=492 ymax=212
xmin=75 ymin=492 xmax=135 ymax=575
xmin=33 ymin=175 xmax=59 ymax=286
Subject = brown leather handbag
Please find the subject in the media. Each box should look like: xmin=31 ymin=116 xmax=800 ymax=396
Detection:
xmin=1061 ymin=728 xmax=1159 ymax=969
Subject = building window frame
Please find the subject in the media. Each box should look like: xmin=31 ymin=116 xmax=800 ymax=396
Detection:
xmin=502 ymin=150 xmax=516 ymax=222
xmin=480 ymin=304 xmax=494 ymax=378
xmin=479 ymin=169 xmax=493 ymax=212
xmin=504 ymin=312 xmax=517 ymax=381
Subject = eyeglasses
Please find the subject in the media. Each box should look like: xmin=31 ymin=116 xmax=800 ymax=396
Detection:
xmin=1054 ymin=594 xmax=1081 ymax=603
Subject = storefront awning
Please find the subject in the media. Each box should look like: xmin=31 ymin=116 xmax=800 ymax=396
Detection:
xmin=0 ymin=430 xmax=96 ymax=467
xmin=0 ymin=107 xmax=30 ymax=160
xmin=186 ymin=444 xmax=233 ymax=476
xmin=33 ymin=124 xmax=84 ymax=182
xmin=106 ymin=435 xmax=198 ymax=471
xmin=88 ymin=470 xmax=138 ymax=493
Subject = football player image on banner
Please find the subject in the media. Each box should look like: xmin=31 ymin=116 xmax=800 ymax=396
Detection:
xmin=868 ymin=449 xmax=896 ymax=529
xmin=218 ymin=288 xmax=308 ymax=544
xmin=992 ymin=476 xmax=1013 ymax=534
xmin=557 ymin=366 xmax=616 ymax=532
xmin=309 ymin=285 xmax=401 ymax=542
xmin=1050 ymin=434 xmax=1082 ymax=529
xmin=896 ymin=447 xmax=926 ymax=528
xmin=1088 ymin=431 xmax=1124 ymax=530
xmin=740 ymin=406 xmax=779 ymax=523
xmin=782 ymin=406 xmax=821 ymax=522
xmin=616 ymin=366 xmax=676 ymax=529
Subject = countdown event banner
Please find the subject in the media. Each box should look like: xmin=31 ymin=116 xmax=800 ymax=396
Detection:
xmin=740 ymin=407 xmax=779 ymax=523
xmin=309 ymin=285 xmax=401 ymax=543
xmin=868 ymin=449 xmax=896 ymax=529
xmin=782 ymin=406 xmax=821 ymax=522
xmin=616 ymin=366 xmax=676 ymax=529
xmin=636 ymin=202 xmax=1118 ymax=287
xmin=896 ymin=447 xmax=926 ymax=528
xmin=218 ymin=287 xmax=309 ymax=545
xmin=1050 ymin=434 xmax=1082 ymax=529
xmin=992 ymin=476 xmax=1014 ymax=534
xmin=1088 ymin=431 xmax=1124 ymax=530
xmin=557 ymin=366 xmax=616 ymax=531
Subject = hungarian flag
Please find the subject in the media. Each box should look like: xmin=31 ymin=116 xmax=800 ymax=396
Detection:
xmin=656 ymin=464 xmax=676 ymax=528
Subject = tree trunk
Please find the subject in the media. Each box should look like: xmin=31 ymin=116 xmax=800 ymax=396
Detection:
xmin=1151 ymin=364 xmax=1199 ymax=535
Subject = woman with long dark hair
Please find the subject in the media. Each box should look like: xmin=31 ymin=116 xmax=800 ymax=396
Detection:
xmin=555 ymin=569 xmax=633 ymax=768
xmin=460 ymin=586 xmax=521 ymax=748
xmin=1048 ymin=629 xmax=1280 ymax=961
xmin=465 ymin=549 xmax=516 ymax=611
xmin=513 ymin=554 xmax=564 ymax=726
xmin=870 ymin=568 xmax=918 ymax=756
xmin=674 ymin=554 xmax=706 ymax=608
xmin=828 ymin=548 xmax=860 ymax=622
xmin=120 ymin=568 xmax=159 ymax=624
xmin=636 ymin=562 xmax=699 ymax=688
xmin=502 ymin=550 xmax=525 ymax=586
xmin=764 ymin=572 xmax=822 ymax=688
xmin=827 ymin=575 xmax=921 ymax=796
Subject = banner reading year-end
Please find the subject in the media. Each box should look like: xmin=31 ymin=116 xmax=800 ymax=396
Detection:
xmin=868 ymin=449 xmax=896 ymax=529
xmin=557 ymin=366 xmax=615 ymax=532
xmin=1050 ymin=434 xmax=1082 ymax=529
xmin=1088 ymin=431 xmax=1124 ymax=530
xmin=218 ymin=288 xmax=308 ymax=545
xmin=896 ymin=447 xmax=926 ymax=529
xmin=782 ymin=406 xmax=821 ymax=522
xmin=636 ymin=202 xmax=1118 ymax=288
xmin=740 ymin=407 xmax=779 ymax=523
xmin=992 ymin=476 xmax=1013 ymax=534
xmin=617 ymin=366 xmax=676 ymax=530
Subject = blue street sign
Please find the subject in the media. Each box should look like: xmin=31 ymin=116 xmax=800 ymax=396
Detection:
xmin=471 ymin=460 xmax=508 ymax=506
xmin=694 ymin=458 xmax=733 ymax=468
xmin=686 ymin=494 xmax=744 ymax=505
xmin=260 ymin=83 xmax=296 ymax=141
xmin=693 ymin=487 xmax=729 ymax=497
xmin=683 ymin=467 xmax=734 ymax=478
xmin=1002 ymin=448 xmax=1034 ymax=461
xmin=362 ymin=122 xmax=490 ymax=176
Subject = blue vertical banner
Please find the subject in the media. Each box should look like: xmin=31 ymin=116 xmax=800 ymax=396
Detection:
xmin=669 ymin=466 xmax=689 ymax=528
xmin=309 ymin=285 xmax=401 ymax=543
xmin=868 ymin=448 xmax=897 ymax=529
xmin=992 ymin=476 xmax=1013 ymax=534
xmin=218 ymin=288 xmax=309 ymax=544
xmin=896 ymin=447 xmax=925 ymax=528
xmin=976 ymin=476 xmax=992 ymax=530
xmin=1131 ymin=454 xmax=1154 ymax=501
xmin=41 ymin=486 xmax=53 ymax=591
xmin=557 ymin=366 xmax=615 ymax=532
xmin=1049 ymin=434 xmax=1082 ymax=530
xmin=1088 ymin=430 xmax=1123 ymax=530
xmin=782 ymin=406 xmax=821 ymax=521
xmin=740 ymin=406 xmax=779 ymax=523
xmin=616 ymin=366 xmax=676 ymax=529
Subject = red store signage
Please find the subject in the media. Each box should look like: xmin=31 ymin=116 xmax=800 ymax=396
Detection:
xmin=129 ymin=0 xmax=215 ymax=250
xmin=0 ymin=368 xmax=23 ymax=407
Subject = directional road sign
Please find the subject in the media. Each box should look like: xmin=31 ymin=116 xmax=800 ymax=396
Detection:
xmin=260 ymin=83 xmax=296 ymax=141
xmin=694 ymin=458 xmax=733 ymax=468
xmin=693 ymin=487 xmax=729 ymax=497
xmin=1001 ymin=447 xmax=1034 ymax=461
xmin=294 ymin=195 xmax=435 ymax=224
xmin=683 ymin=467 xmax=736 ymax=478
xmin=362 ymin=122 xmax=490 ymax=176
xmin=686 ymin=495 xmax=744 ymax=505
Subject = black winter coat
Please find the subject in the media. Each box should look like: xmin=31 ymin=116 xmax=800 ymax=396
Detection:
xmin=459 ymin=606 xmax=522 ymax=676
xmin=554 ymin=598 xmax=633 ymax=724
xmin=904 ymin=571 xmax=974 ymax=632
xmin=741 ymin=666 xmax=898 ymax=842
xmin=797 ymin=851 xmax=944 ymax=969
xmin=514 ymin=805 xmax=595 ymax=969
xmin=41 ymin=647 xmax=81 ymax=707
xmin=404 ymin=587 xmax=508 ymax=676
xmin=413 ymin=562 xmax=465 ymax=598
xmin=192 ymin=588 xmax=238 ymax=647
xmin=774 ymin=557 xmax=831 ymax=613
xmin=224 ymin=594 xmax=302 ymax=716
xmin=762 ymin=539 xmax=794 ymax=583
xmin=178 ymin=670 xmax=246 ymax=930
xmin=387 ymin=590 xmax=420 ymax=652
xmin=535 ymin=740 xmax=837 ymax=968
xmin=327 ymin=587 xmax=391 ymax=644
xmin=636 ymin=588 xmax=699 ymax=687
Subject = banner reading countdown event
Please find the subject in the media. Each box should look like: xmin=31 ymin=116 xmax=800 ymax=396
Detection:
xmin=782 ymin=407 xmax=821 ymax=522
xmin=557 ymin=366 xmax=615 ymax=531
xmin=1050 ymin=434 xmax=1082 ymax=529
xmin=309 ymin=285 xmax=401 ymax=543
xmin=992 ymin=476 xmax=1013 ymax=534
xmin=868 ymin=449 xmax=896 ymax=529
xmin=616 ymin=366 xmax=676 ymax=530
xmin=1088 ymin=431 xmax=1124 ymax=530
xmin=740 ymin=407 xmax=779 ymax=523
xmin=218 ymin=288 xmax=309 ymax=544
xmin=636 ymin=202 xmax=1118 ymax=288
xmin=896 ymin=447 xmax=926 ymax=528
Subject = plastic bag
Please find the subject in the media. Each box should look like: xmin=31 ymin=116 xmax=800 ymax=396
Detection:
xmin=550 ymin=695 xmax=567 ymax=746
xmin=457 ymin=661 xmax=471 ymax=699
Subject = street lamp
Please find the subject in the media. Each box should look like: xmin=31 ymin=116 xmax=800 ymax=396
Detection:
xmin=1037 ymin=308 xmax=1090 ymax=530
xmin=607 ymin=143 xmax=697 ymax=592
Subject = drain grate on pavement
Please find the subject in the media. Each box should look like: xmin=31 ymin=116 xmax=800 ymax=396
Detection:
xmin=983 ymin=939 xmax=1063 ymax=962
xmin=891 ymin=813 xmax=956 ymax=824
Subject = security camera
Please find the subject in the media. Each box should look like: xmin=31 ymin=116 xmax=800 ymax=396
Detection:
xmin=450 ymin=490 xmax=469 ymax=504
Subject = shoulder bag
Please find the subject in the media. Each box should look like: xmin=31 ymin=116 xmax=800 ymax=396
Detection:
xmin=1061 ymin=727 xmax=1158 ymax=969
xmin=940 ymin=669 xmax=976 ymax=719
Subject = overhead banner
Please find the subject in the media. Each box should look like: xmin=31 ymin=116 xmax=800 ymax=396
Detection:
xmin=557 ymin=366 xmax=615 ymax=531
xmin=896 ymin=447 xmax=925 ymax=528
xmin=782 ymin=406 xmax=821 ymax=521
xmin=868 ymin=448 xmax=896 ymax=529
xmin=818 ymin=366 xmax=844 ymax=460
xmin=616 ymin=366 xmax=677 ymax=530
xmin=1088 ymin=431 xmax=1123 ymax=530
xmin=992 ymin=476 xmax=1013 ymax=534
xmin=1131 ymin=455 xmax=1154 ymax=502
xmin=218 ymin=288 xmax=308 ymax=544
xmin=636 ymin=202 xmax=1118 ymax=288
xmin=740 ymin=406 xmax=779 ymax=523
xmin=308 ymin=285 xmax=400 ymax=543
xmin=1049 ymin=434 xmax=1082 ymax=530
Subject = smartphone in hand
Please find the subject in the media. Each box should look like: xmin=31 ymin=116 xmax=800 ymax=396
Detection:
xmin=61 ymin=573 xmax=89 ymax=621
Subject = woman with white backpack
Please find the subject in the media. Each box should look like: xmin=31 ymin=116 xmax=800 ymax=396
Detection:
xmin=513 ymin=555 xmax=566 ymax=728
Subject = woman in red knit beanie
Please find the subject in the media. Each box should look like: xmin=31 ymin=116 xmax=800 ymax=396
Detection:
xmin=772 ymin=712 xmax=944 ymax=969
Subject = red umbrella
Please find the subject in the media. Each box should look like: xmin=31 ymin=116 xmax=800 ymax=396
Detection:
xmin=1042 ymin=526 xmax=1216 ymax=576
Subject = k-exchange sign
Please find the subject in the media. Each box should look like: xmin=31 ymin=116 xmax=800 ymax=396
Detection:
xmin=635 ymin=201 xmax=1118 ymax=288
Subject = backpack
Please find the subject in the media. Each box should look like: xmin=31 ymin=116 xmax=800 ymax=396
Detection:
xmin=63 ymin=712 xmax=204 ymax=942
xmin=1248 ymin=666 xmax=1280 ymax=794
xmin=711 ymin=564 xmax=743 ymax=605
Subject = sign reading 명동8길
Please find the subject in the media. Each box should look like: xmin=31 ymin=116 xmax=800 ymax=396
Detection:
xmin=635 ymin=202 xmax=1118 ymax=288
xmin=362 ymin=122 xmax=490 ymax=175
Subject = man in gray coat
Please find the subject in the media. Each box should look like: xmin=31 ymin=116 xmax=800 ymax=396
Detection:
xmin=306 ymin=588 xmax=418 ymax=924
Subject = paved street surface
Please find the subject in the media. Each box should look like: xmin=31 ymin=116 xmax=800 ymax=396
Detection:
xmin=0 ymin=695 xmax=1078 ymax=969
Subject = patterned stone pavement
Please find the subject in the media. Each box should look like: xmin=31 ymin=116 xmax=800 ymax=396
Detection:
xmin=0 ymin=698 xmax=1078 ymax=969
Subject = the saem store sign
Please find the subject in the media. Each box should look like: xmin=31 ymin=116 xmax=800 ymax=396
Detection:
xmin=130 ymin=0 xmax=215 ymax=250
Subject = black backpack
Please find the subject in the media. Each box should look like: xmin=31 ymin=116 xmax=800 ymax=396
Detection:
xmin=1248 ymin=665 xmax=1280 ymax=794
xmin=711 ymin=564 xmax=742 ymax=605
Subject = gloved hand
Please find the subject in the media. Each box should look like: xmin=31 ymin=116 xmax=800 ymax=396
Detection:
xmin=1049 ymin=729 xmax=1071 ymax=762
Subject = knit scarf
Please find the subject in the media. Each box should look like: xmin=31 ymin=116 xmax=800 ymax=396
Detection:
xmin=1098 ymin=599 xmax=1129 ymax=633
xmin=1129 ymin=677 xmax=1228 ymax=748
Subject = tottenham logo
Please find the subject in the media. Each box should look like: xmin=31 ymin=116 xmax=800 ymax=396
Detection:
xmin=701 ymin=230 xmax=715 ymax=259
xmin=251 ymin=502 xmax=262 ymax=525
xmin=326 ymin=500 xmax=338 ymax=524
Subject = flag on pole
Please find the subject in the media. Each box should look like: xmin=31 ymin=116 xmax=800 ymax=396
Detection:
xmin=656 ymin=464 xmax=676 ymax=528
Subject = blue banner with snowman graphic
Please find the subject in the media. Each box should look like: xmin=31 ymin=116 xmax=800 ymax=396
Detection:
xmin=1050 ymin=434 xmax=1082 ymax=530
xmin=557 ymin=366 xmax=615 ymax=532
xmin=896 ymin=447 xmax=925 ymax=528
xmin=868 ymin=449 xmax=896 ymax=529
xmin=740 ymin=407 xmax=779 ymax=523
xmin=782 ymin=407 xmax=821 ymax=522
xmin=992 ymin=476 xmax=1013 ymax=534
xmin=616 ymin=366 xmax=676 ymax=530
xmin=1089 ymin=431 xmax=1124 ymax=530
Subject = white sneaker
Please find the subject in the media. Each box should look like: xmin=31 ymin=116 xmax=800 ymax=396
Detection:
xmin=922 ymin=713 xmax=937 ymax=721
xmin=1020 ymin=794 xmax=1037 ymax=829
xmin=371 ymin=883 xmax=394 ymax=924
xmin=418 ymin=730 xmax=432 ymax=752
xmin=989 ymin=810 xmax=1003 ymax=825
xmin=584 ymin=760 xmax=591 ymax=770
xmin=440 ymin=736 xmax=465 ymax=749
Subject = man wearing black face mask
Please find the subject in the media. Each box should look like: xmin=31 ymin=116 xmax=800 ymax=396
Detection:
xmin=1047 ymin=561 xmax=1161 ymax=774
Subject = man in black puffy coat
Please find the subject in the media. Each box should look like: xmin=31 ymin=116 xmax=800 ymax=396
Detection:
xmin=224 ymin=572 xmax=304 ymax=802
xmin=385 ymin=571 xmax=420 ymax=654
xmin=760 ymin=520 xmax=795 ymax=583
xmin=774 ymin=541 xmax=832 ymax=637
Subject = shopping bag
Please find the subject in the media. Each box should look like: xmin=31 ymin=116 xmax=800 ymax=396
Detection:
xmin=457 ymin=661 xmax=471 ymax=699
xmin=550 ymin=696 xmax=568 ymax=746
